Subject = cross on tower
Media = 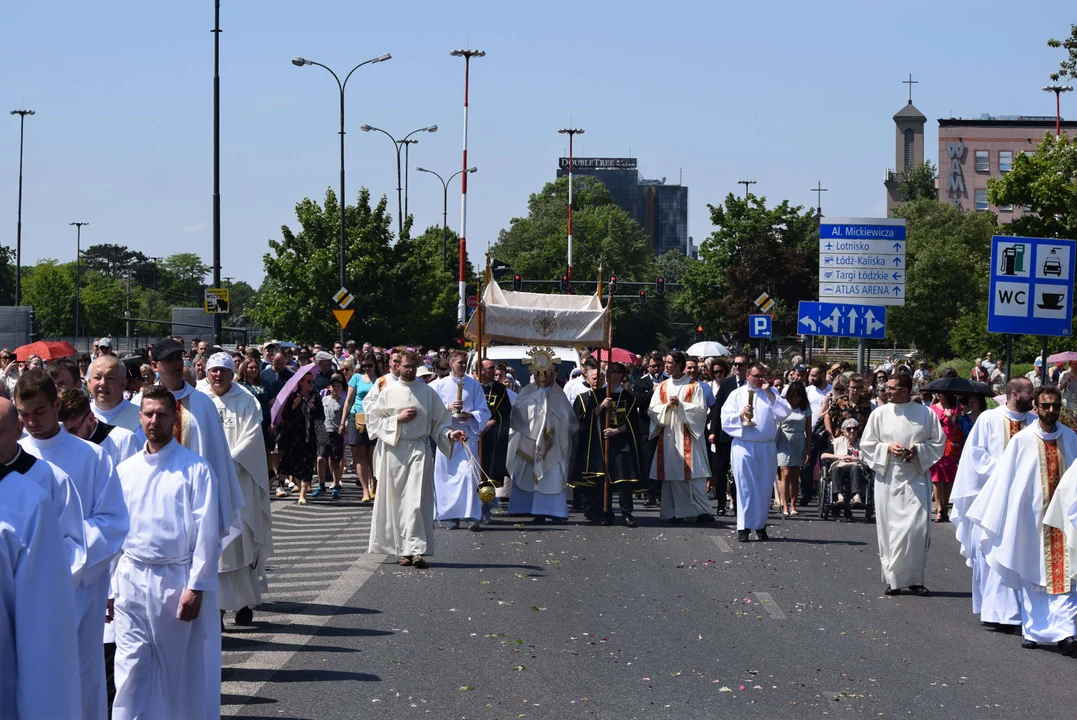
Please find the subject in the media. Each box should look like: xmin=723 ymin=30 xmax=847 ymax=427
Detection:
xmin=811 ymin=181 xmax=828 ymax=216
xmin=903 ymin=73 xmax=918 ymax=104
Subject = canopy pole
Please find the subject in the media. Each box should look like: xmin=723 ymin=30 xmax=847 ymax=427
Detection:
xmin=600 ymin=270 xmax=612 ymax=517
xmin=477 ymin=255 xmax=489 ymax=491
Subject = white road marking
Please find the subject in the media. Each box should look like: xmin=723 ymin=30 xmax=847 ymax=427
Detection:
xmin=710 ymin=535 xmax=733 ymax=553
xmin=753 ymin=591 xmax=786 ymax=619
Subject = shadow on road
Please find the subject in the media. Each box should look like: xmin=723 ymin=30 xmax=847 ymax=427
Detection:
xmin=223 ymin=636 xmax=360 ymax=654
xmin=257 ymin=601 xmax=381 ymax=617
xmin=280 ymin=623 xmax=393 ymax=639
xmin=774 ymin=538 xmax=870 ymax=546
xmin=427 ymin=561 xmax=546 ymax=571
xmin=223 ymin=668 xmax=380 ymax=684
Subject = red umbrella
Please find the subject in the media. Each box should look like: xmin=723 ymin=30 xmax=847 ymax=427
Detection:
xmin=13 ymin=341 xmax=78 ymax=362
xmin=593 ymin=347 xmax=640 ymax=365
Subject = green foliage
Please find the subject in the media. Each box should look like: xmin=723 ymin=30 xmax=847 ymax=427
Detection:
xmin=897 ymin=161 xmax=939 ymax=202
xmin=21 ymin=260 xmax=77 ymax=337
xmin=681 ymin=193 xmax=817 ymax=338
xmin=987 ymin=134 xmax=1077 ymax=238
xmin=1048 ymin=24 xmax=1077 ymax=81
xmin=0 ymin=245 xmax=14 ymax=305
xmin=887 ymin=199 xmax=995 ymax=359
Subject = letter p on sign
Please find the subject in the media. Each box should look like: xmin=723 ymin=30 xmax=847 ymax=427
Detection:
xmin=749 ymin=314 xmax=772 ymax=338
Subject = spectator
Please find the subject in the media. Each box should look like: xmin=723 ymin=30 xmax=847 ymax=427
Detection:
xmin=929 ymin=390 xmax=965 ymax=523
xmin=236 ymin=357 xmax=272 ymax=467
xmin=820 ymin=418 xmax=868 ymax=520
xmin=1059 ymin=360 xmax=1077 ymax=411
xmin=312 ymin=375 xmax=346 ymax=500
xmin=313 ymin=351 xmax=335 ymax=394
xmin=278 ymin=369 xmax=322 ymax=505
xmin=76 ymin=352 xmax=92 ymax=380
xmin=913 ymin=361 xmax=932 ymax=389
xmin=958 ymin=391 xmax=988 ymax=437
xmin=776 ymin=381 xmax=811 ymax=517
xmin=822 ymin=373 xmax=872 ymax=438
xmin=1026 ymin=357 xmax=1044 ymax=388
xmin=981 ymin=351 xmax=996 ymax=376
xmin=138 ymin=363 xmax=155 ymax=394
xmin=194 ymin=356 xmax=207 ymax=383
xmin=872 ymin=368 xmax=890 ymax=394
xmin=341 ymin=352 xmax=378 ymax=503
xmin=48 ymin=358 xmax=82 ymax=392
xmin=971 ymin=359 xmax=989 ymax=383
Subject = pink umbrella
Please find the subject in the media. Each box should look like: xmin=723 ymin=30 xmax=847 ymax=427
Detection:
xmin=593 ymin=347 xmax=640 ymax=365
xmin=270 ymin=363 xmax=318 ymax=425
xmin=1047 ymin=351 xmax=1077 ymax=364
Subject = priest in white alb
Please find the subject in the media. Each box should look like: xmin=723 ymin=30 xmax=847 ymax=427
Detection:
xmin=859 ymin=372 xmax=944 ymax=596
xmin=200 ymin=352 xmax=272 ymax=627
xmin=366 ymin=351 xmax=467 ymax=568
xmin=88 ymin=354 xmax=142 ymax=433
xmin=430 ymin=349 xmax=491 ymax=531
xmin=649 ymin=351 xmax=714 ymax=523
xmin=16 ymin=369 xmax=129 ymax=720
xmin=721 ymin=362 xmax=791 ymax=541
xmin=951 ymin=377 xmax=1036 ymax=630
xmin=112 ymin=386 xmax=220 ymax=718
xmin=506 ymin=349 xmax=578 ymax=524
xmin=968 ymin=386 xmax=1077 ymax=654
xmin=0 ymin=467 xmax=83 ymax=720
xmin=60 ymin=388 xmax=140 ymax=467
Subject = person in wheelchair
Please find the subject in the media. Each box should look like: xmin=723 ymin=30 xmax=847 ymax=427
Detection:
xmin=821 ymin=418 xmax=868 ymax=517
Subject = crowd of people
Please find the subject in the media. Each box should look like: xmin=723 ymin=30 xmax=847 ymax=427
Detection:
xmin=5 ymin=334 xmax=1077 ymax=718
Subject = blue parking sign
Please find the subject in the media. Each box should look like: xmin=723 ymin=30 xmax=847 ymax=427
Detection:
xmin=749 ymin=314 xmax=772 ymax=338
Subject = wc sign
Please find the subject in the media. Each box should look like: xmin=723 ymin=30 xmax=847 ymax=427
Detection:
xmin=988 ymin=235 xmax=1076 ymax=337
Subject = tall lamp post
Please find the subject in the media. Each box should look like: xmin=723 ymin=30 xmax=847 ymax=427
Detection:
xmin=211 ymin=0 xmax=222 ymax=345
xmin=360 ymin=124 xmax=437 ymax=239
xmin=415 ymin=166 xmax=477 ymax=271
xmin=1043 ymin=84 xmax=1074 ymax=139
xmin=450 ymin=48 xmax=485 ymax=324
xmin=292 ymin=51 xmax=391 ymax=343
xmin=400 ymin=137 xmax=420 ymax=220
xmin=10 ymin=109 xmax=34 ymax=306
xmin=70 ymin=222 xmax=88 ymax=345
xmin=557 ymin=128 xmax=584 ymax=292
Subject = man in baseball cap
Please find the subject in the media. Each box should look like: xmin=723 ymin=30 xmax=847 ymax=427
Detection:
xmin=313 ymin=351 xmax=335 ymax=394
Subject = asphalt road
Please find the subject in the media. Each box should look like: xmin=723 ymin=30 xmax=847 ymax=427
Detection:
xmin=222 ymin=484 xmax=1072 ymax=720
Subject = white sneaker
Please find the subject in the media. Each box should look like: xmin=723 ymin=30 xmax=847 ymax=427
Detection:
xmin=285 ymin=480 xmax=297 ymax=490
xmin=275 ymin=487 xmax=289 ymax=498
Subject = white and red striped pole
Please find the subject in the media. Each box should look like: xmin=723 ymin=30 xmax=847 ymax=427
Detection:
xmin=451 ymin=49 xmax=485 ymax=324
xmin=558 ymin=127 xmax=584 ymax=293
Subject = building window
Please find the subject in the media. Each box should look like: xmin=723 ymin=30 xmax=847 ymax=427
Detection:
xmin=904 ymin=129 xmax=915 ymax=170
xmin=999 ymin=151 xmax=1013 ymax=173
xmin=975 ymin=151 xmax=989 ymax=172
xmin=1025 ymin=150 xmax=1035 ymax=158
xmin=975 ymin=189 xmax=989 ymax=210
xmin=999 ymin=203 xmax=1013 ymax=212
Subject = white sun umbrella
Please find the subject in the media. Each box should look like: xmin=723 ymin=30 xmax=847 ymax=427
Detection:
xmin=685 ymin=340 xmax=729 ymax=357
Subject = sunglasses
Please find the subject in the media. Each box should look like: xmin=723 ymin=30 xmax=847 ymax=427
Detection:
xmin=1039 ymin=402 xmax=1061 ymax=409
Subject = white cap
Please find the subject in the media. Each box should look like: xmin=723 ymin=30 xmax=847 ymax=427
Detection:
xmin=416 ymin=366 xmax=434 ymax=378
xmin=98 ymin=337 xmax=112 ymax=348
xmin=206 ymin=352 xmax=235 ymax=373
xmin=315 ymin=351 xmax=334 ymax=363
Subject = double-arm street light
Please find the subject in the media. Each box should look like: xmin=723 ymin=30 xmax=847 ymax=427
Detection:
xmin=360 ymin=124 xmax=437 ymax=239
xmin=292 ymin=51 xmax=391 ymax=342
xmin=70 ymin=222 xmax=88 ymax=344
xmin=450 ymin=48 xmax=485 ymax=324
xmin=1042 ymin=84 xmax=1074 ymax=139
xmin=10 ymin=109 xmax=34 ymax=306
xmin=400 ymin=137 xmax=419 ymax=220
xmin=415 ymin=166 xmax=477 ymax=271
xmin=557 ymin=127 xmax=584 ymax=292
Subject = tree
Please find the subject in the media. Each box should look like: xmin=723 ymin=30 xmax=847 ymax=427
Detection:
xmin=394 ymin=225 xmax=469 ymax=347
xmin=1048 ymin=24 xmax=1077 ymax=81
xmin=490 ymin=175 xmax=653 ymax=284
xmin=681 ymin=194 xmax=817 ymax=339
xmin=160 ymin=253 xmax=210 ymax=305
xmin=81 ymin=243 xmax=149 ymax=279
xmin=897 ymin=161 xmax=939 ymax=202
xmin=886 ymin=199 xmax=995 ymax=359
xmin=987 ymin=133 xmax=1077 ymax=239
xmin=226 ymin=281 xmax=256 ymax=328
xmin=0 ymin=245 xmax=14 ymax=306
xmin=21 ymin=260 xmax=76 ymax=337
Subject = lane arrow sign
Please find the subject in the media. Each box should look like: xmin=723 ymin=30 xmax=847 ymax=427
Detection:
xmin=892 ymin=272 xmax=902 ymax=281
xmin=892 ymin=257 xmax=902 ymax=267
xmin=822 ymin=308 xmax=841 ymax=333
xmin=847 ymin=308 xmax=859 ymax=331
xmin=865 ymin=309 xmax=884 ymax=334
xmin=893 ymin=242 xmax=902 ymax=252
xmin=799 ymin=315 xmax=818 ymax=332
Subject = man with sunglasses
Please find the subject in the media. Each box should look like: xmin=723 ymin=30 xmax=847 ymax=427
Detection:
xmin=950 ymin=378 xmax=1036 ymax=633
xmin=859 ymin=373 xmax=945 ymax=596
xmin=968 ymin=386 xmax=1077 ymax=653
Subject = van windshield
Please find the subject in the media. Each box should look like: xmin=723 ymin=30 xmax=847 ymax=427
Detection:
xmin=500 ymin=359 xmax=578 ymax=388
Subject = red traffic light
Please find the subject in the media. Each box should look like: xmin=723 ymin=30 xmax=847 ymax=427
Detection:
xmin=638 ymin=289 xmax=647 ymax=304
xmin=696 ymin=325 xmax=704 ymax=333
xmin=656 ymin=276 xmax=665 ymax=295
xmin=560 ymin=272 xmax=570 ymax=293
xmin=512 ymin=273 xmax=522 ymax=291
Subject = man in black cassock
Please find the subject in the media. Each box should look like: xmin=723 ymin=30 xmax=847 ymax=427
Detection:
xmin=602 ymin=362 xmax=642 ymax=527
xmin=571 ymin=367 xmax=606 ymax=521
xmin=478 ymin=358 xmax=511 ymax=520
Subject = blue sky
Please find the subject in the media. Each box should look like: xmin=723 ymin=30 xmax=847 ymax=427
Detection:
xmin=2 ymin=1 xmax=1071 ymax=288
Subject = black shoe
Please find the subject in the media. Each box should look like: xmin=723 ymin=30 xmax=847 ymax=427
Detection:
xmin=716 ymin=507 xmax=726 ymax=516
xmin=234 ymin=606 xmax=254 ymax=626
xmin=884 ymin=586 xmax=900 ymax=596
xmin=696 ymin=513 xmax=715 ymax=524
xmin=908 ymin=585 xmax=930 ymax=596
xmin=531 ymin=515 xmax=547 ymax=524
xmin=600 ymin=514 xmax=614 ymax=527
xmin=1022 ymin=639 xmax=1037 ymax=649
xmin=755 ymin=528 xmax=769 ymax=541
xmin=467 ymin=522 xmax=482 ymax=532
xmin=622 ymin=514 xmax=637 ymax=528
xmin=736 ymin=529 xmax=750 ymax=542
xmin=996 ymin=624 xmax=1019 ymax=635
xmin=643 ymin=498 xmax=657 ymax=508
xmin=1059 ymin=637 xmax=1077 ymax=656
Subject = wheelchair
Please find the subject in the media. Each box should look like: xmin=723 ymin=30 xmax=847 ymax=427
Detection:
xmin=818 ymin=460 xmax=875 ymax=522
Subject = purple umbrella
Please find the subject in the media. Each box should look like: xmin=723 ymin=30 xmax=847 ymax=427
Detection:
xmin=271 ymin=363 xmax=318 ymax=426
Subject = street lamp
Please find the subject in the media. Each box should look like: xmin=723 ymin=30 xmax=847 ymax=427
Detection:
xmin=400 ymin=137 xmax=420 ymax=220
xmin=416 ymin=166 xmax=477 ymax=271
xmin=70 ymin=222 xmax=88 ymax=344
xmin=292 ymin=51 xmax=391 ymax=343
xmin=450 ymin=48 xmax=485 ymax=324
xmin=360 ymin=124 xmax=437 ymax=239
xmin=10 ymin=109 xmax=34 ymax=306
xmin=1042 ymin=85 xmax=1074 ymax=139
xmin=557 ymin=128 xmax=584 ymax=292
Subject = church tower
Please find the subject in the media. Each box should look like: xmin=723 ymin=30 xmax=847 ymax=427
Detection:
xmin=884 ymin=94 xmax=926 ymax=212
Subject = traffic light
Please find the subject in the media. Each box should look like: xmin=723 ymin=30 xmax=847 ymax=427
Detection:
xmin=512 ymin=273 xmax=522 ymax=292
xmin=28 ymin=310 xmax=37 ymax=340
xmin=560 ymin=272 xmax=570 ymax=293
xmin=656 ymin=276 xmax=665 ymax=296
xmin=696 ymin=324 xmax=704 ymax=338
xmin=608 ymin=274 xmax=617 ymax=295
xmin=638 ymin=289 xmax=647 ymax=305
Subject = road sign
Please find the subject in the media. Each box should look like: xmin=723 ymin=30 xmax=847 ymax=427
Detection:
xmin=204 ymin=288 xmax=230 ymax=314
xmin=988 ymin=235 xmax=1075 ymax=336
xmin=754 ymin=292 xmax=775 ymax=313
xmin=749 ymin=314 xmax=772 ymax=338
xmin=467 ymin=296 xmax=479 ymax=309
xmin=332 ymin=309 xmax=354 ymax=329
xmin=797 ymin=301 xmax=887 ymax=339
xmin=333 ymin=287 xmax=354 ymax=309
xmin=819 ymin=217 xmax=905 ymax=307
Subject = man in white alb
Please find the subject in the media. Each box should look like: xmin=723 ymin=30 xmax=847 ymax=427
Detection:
xmin=648 ymin=351 xmax=713 ymax=524
xmin=59 ymin=388 xmax=139 ymax=466
xmin=859 ymin=372 xmax=944 ymax=596
xmin=721 ymin=362 xmax=792 ymax=541
xmin=951 ymin=378 xmax=1036 ymax=631
xmin=88 ymin=354 xmax=142 ymax=433
xmin=16 ymin=369 xmax=129 ymax=720
xmin=430 ymin=350 xmax=491 ymax=531
xmin=111 ymin=386 xmax=220 ymax=718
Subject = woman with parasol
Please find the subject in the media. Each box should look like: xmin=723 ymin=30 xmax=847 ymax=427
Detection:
xmin=272 ymin=364 xmax=323 ymax=505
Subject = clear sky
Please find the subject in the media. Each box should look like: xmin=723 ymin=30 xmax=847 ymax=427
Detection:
xmin=2 ymin=1 xmax=1071 ymax=289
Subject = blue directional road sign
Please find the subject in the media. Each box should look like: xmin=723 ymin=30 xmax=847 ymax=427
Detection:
xmin=797 ymin=301 xmax=887 ymax=339
xmin=819 ymin=217 xmax=906 ymax=307
xmin=748 ymin=314 xmax=772 ymax=338
xmin=988 ymin=235 xmax=1075 ymax=337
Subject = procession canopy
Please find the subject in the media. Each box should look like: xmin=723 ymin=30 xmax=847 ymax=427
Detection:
xmin=464 ymin=281 xmax=610 ymax=348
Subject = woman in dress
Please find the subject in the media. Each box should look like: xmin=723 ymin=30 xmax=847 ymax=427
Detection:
xmin=278 ymin=370 xmax=323 ymax=505
xmin=929 ymin=390 xmax=964 ymax=523
xmin=339 ymin=351 xmax=378 ymax=503
xmin=776 ymin=381 xmax=811 ymax=517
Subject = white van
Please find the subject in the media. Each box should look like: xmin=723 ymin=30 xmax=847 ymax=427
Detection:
xmin=468 ymin=345 xmax=582 ymax=388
